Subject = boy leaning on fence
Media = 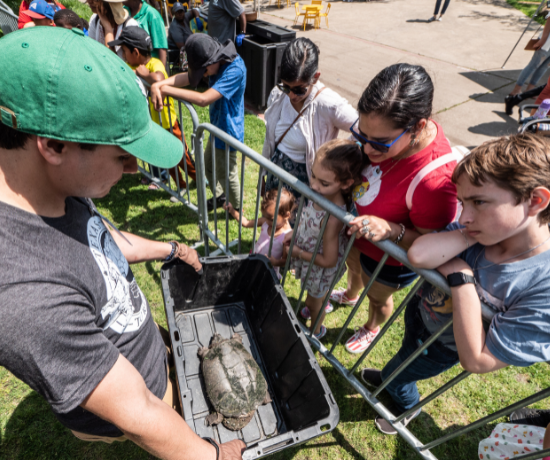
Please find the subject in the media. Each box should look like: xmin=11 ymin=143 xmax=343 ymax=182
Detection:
xmin=361 ymin=133 xmax=550 ymax=435
xmin=110 ymin=26 xmax=197 ymax=192
xmin=150 ymin=33 xmax=246 ymax=212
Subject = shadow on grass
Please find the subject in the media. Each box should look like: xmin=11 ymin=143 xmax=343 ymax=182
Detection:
xmin=0 ymin=392 xmax=148 ymax=460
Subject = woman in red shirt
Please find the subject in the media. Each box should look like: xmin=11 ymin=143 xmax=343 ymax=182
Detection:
xmin=331 ymin=64 xmax=459 ymax=354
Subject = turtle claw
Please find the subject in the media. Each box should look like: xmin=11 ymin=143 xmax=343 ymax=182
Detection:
xmin=206 ymin=412 xmax=224 ymax=426
xmin=198 ymin=346 xmax=209 ymax=358
xmin=231 ymin=333 xmax=243 ymax=343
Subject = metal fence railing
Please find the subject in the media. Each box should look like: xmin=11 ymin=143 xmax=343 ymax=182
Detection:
xmin=188 ymin=122 xmax=550 ymax=460
xmin=0 ymin=3 xmax=18 ymax=36
xmin=139 ymin=80 xmax=203 ymax=211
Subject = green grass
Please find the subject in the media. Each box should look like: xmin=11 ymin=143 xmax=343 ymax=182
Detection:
xmin=2 ymin=106 xmax=550 ymax=460
xmin=506 ymin=0 xmax=547 ymax=25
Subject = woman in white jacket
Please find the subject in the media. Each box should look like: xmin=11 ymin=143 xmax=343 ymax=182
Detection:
xmin=263 ymin=38 xmax=357 ymax=200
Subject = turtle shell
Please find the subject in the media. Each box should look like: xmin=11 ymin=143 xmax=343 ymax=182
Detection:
xmin=201 ymin=334 xmax=268 ymax=419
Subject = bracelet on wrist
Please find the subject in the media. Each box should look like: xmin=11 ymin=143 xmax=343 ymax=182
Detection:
xmin=164 ymin=241 xmax=179 ymax=262
xmin=394 ymin=223 xmax=406 ymax=245
xmin=202 ymin=437 xmax=219 ymax=460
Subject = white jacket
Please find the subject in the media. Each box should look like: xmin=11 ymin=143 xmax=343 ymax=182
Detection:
xmin=262 ymin=81 xmax=358 ymax=180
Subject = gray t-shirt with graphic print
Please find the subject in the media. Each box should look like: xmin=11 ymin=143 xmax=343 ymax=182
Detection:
xmin=0 ymin=197 xmax=167 ymax=437
xmin=418 ymin=222 xmax=550 ymax=367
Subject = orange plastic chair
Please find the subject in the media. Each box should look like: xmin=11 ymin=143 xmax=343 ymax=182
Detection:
xmin=311 ymin=0 xmax=322 ymax=4
xmin=303 ymin=9 xmax=318 ymax=30
xmin=318 ymin=2 xmax=330 ymax=27
xmin=294 ymin=2 xmax=306 ymax=25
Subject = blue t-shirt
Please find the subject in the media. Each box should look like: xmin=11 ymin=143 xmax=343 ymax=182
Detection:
xmin=418 ymin=222 xmax=550 ymax=367
xmin=209 ymin=56 xmax=246 ymax=151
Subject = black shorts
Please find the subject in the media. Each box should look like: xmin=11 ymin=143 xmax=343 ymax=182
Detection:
xmin=360 ymin=253 xmax=418 ymax=289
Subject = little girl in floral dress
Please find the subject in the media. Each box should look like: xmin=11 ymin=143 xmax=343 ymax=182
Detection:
xmin=285 ymin=139 xmax=365 ymax=339
xmin=225 ymin=188 xmax=294 ymax=277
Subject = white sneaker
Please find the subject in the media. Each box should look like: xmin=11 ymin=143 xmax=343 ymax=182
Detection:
xmin=330 ymin=288 xmax=359 ymax=307
xmin=345 ymin=325 xmax=380 ymax=354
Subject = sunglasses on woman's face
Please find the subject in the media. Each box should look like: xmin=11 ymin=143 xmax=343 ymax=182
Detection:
xmin=277 ymin=83 xmax=310 ymax=96
xmin=349 ymin=119 xmax=409 ymax=153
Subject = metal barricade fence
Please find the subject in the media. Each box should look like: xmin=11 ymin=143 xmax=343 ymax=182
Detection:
xmin=138 ymin=79 xmax=204 ymax=213
xmin=192 ymin=122 xmax=550 ymax=460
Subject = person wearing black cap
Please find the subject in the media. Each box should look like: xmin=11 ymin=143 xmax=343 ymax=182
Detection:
xmin=168 ymin=2 xmax=200 ymax=50
xmin=151 ymin=34 xmax=246 ymax=211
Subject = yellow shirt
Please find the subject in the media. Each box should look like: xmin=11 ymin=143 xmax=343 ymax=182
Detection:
xmin=130 ymin=57 xmax=178 ymax=130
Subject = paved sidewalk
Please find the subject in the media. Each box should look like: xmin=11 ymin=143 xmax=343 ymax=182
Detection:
xmin=257 ymin=0 xmax=548 ymax=147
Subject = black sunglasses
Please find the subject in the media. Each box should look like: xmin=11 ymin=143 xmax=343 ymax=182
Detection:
xmin=350 ymin=119 xmax=409 ymax=154
xmin=277 ymin=82 xmax=310 ymax=96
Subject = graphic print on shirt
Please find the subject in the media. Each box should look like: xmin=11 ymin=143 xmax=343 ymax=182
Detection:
xmin=353 ymin=164 xmax=383 ymax=207
xmin=87 ymin=216 xmax=148 ymax=334
xmin=421 ymin=288 xmax=453 ymax=317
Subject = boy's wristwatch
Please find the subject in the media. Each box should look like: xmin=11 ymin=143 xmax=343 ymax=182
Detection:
xmin=447 ymin=272 xmax=476 ymax=287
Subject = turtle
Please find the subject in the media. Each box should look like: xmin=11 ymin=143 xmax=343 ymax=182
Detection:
xmin=198 ymin=333 xmax=271 ymax=430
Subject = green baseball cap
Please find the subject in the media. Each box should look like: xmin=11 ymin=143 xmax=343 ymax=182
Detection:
xmin=0 ymin=27 xmax=182 ymax=169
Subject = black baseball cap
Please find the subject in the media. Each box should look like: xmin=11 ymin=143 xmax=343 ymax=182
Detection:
xmin=186 ymin=34 xmax=224 ymax=88
xmin=108 ymin=26 xmax=152 ymax=52
xmin=172 ymin=2 xmax=184 ymax=12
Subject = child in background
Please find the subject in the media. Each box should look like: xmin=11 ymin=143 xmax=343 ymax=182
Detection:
xmin=24 ymin=0 xmax=55 ymax=27
xmin=361 ymin=133 xmax=550 ymax=435
xmin=150 ymin=34 xmax=246 ymax=212
xmin=285 ymin=139 xmax=365 ymax=340
xmin=224 ymin=189 xmax=294 ymax=278
xmin=53 ymin=9 xmax=89 ymax=34
xmin=109 ymin=26 xmax=197 ymax=192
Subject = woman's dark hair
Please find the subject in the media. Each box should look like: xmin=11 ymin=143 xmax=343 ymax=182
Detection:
xmin=316 ymin=139 xmax=367 ymax=204
xmin=280 ymin=38 xmax=320 ymax=83
xmin=54 ymin=9 xmax=84 ymax=29
xmin=358 ymin=63 xmax=433 ymax=130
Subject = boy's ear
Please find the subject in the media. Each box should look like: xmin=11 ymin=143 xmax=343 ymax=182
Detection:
xmin=529 ymin=187 xmax=550 ymax=217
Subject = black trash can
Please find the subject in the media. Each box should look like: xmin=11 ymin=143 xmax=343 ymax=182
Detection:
xmin=238 ymin=20 xmax=296 ymax=111
xmin=161 ymin=255 xmax=339 ymax=459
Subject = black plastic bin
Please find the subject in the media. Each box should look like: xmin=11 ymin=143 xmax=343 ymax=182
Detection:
xmin=246 ymin=19 xmax=296 ymax=43
xmin=238 ymin=23 xmax=296 ymax=111
xmin=161 ymin=255 xmax=339 ymax=459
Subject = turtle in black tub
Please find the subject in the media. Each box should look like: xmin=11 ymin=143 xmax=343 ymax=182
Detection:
xmin=198 ymin=333 xmax=272 ymax=430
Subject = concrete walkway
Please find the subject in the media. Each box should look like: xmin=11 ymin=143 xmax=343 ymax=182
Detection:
xmin=257 ymin=0 xmax=547 ymax=147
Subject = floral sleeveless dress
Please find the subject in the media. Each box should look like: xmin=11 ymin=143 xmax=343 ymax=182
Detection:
xmin=290 ymin=200 xmax=348 ymax=298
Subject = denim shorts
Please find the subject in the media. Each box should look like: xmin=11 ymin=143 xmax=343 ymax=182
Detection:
xmin=359 ymin=253 xmax=418 ymax=289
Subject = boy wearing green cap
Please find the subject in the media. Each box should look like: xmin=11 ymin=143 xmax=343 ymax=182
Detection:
xmin=0 ymin=27 xmax=244 ymax=460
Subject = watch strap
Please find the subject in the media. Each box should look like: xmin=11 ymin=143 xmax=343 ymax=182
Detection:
xmin=447 ymin=272 xmax=476 ymax=287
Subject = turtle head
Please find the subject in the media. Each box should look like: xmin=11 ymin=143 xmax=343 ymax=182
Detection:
xmin=210 ymin=333 xmax=225 ymax=347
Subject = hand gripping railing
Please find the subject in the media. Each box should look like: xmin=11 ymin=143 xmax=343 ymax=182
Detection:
xmin=138 ymin=79 xmax=203 ymax=216
xmin=192 ymin=122 xmax=550 ymax=460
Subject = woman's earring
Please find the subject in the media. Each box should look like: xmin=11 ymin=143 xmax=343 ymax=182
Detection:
xmin=409 ymin=134 xmax=419 ymax=147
